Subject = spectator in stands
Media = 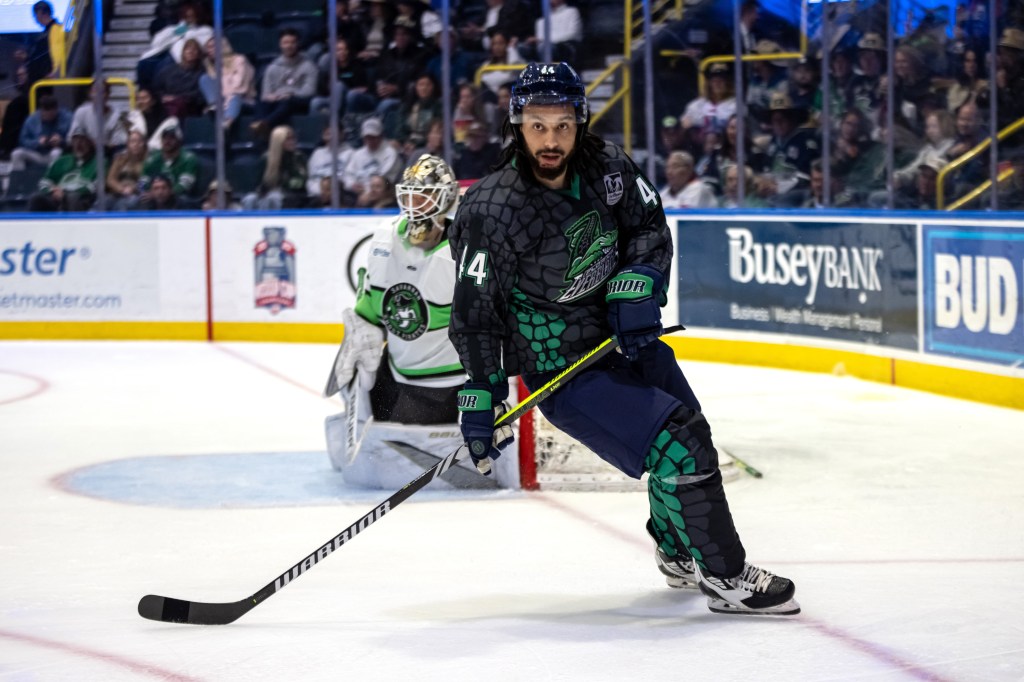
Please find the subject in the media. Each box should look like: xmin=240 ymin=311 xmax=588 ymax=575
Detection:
xmin=718 ymin=113 xmax=768 ymax=174
xmin=400 ymin=74 xmax=443 ymax=152
xmin=453 ymin=121 xmax=500 ymax=180
xmin=822 ymin=36 xmax=857 ymax=125
xmin=945 ymin=48 xmax=987 ymax=113
xmin=893 ymin=152 xmax=946 ymax=209
xmin=800 ymin=159 xmax=857 ymax=208
xmin=520 ymin=0 xmax=581 ymax=63
xmin=427 ymin=26 xmax=475 ymax=90
xmin=28 ymin=0 xmax=65 ymax=84
xmin=694 ymin=129 xmax=723 ymax=192
xmin=134 ymin=174 xmax=180 ymax=211
xmin=746 ymin=40 xmax=789 ymax=132
xmin=490 ymin=82 xmax=513 ymax=141
xmin=405 ymin=118 xmax=445 ymax=166
xmin=738 ymin=0 xmax=760 ymax=53
xmin=831 ymin=108 xmax=885 ymax=201
xmin=311 ymin=37 xmax=375 ymax=117
xmin=357 ymin=0 xmax=394 ymax=64
xmin=720 ymin=164 xmax=768 ymax=208
xmin=478 ymin=28 xmax=523 ymax=99
xmin=659 ymin=151 xmax=716 ymax=209
xmin=28 ymin=126 xmax=97 ymax=212
xmin=680 ymin=63 xmax=736 ymax=153
xmin=850 ymin=32 xmax=885 ymax=123
xmin=460 ymin=0 xmax=533 ymax=53
xmin=250 ymin=29 xmax=318 ymax=139
xmin=140 ymin=125 xmax=198 ymax=203
xmin=70 ymin=81 xmax=146 ymax=152
xmin=342 ymin=117 xmax=400 ymax=196
xmin=374 ymin=17 xmax=428 ymax=137
xmin=201 ymin=179 xmax=242 ymax=211
xmin=306 ymin=123 xmax=353 ymax=204
xmin=336 ymin=0 xmax=368 ymax=52
xmin=11 ymin=94 xmax=71 ymax=171
xmin=945 ymin=99 xmax=988 ymax=191
xmin=658 ymin=115 xmax=687 ymax=155
xmin=153 ymin=37 xmax=205 ymax=119
xmin=134 ymin=89 xmax=167 ymax=149
xmin=354 ymin=173 xmax=397 ymax=208
xmin=894 ymin=109 xmax=955 ymax=189
xmin=990 ymin=27 xmax=1024 ymax=130
xmin=891 ymin=44 xmax=934 ymax=132
xmin=199 ymin=36 xmax=255 ymax=132
xmin=104 ymin=129 xmax=149 ymax=210
xmin=997 ymin=148 xmax=1024 ymax=210
xmin=243 ymin=125 xmax=309 ymax=210
xmin=0 ymin=66 xmax=31 ymax=160
xmin=784 ymin=56 xmax=821 ymax=118
xmin=138 ymin=2 xmax=212 ymax=91
xmin=761 ymin=91 xmax=820 ymax=198
xmin=452 ymin=82 xmax=494 ymax=146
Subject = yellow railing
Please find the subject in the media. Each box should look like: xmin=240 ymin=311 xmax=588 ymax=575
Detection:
xmin=29 ymin=77 xmax=137 ymax=113
xmin=473 ymin=63 xmax=527 ymax=90
xmin=938 ymin=116 xmax=1024 ymax=209
xmin=945 ymin=168 xmax=1016 ymax=211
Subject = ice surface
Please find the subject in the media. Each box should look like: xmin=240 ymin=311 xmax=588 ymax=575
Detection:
xmin=1 ymin=340 xmax=1022 ymax=681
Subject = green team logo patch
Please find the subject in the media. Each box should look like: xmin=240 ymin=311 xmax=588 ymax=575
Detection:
xmin=382 ymin=283 xmax=428 ymax=341
xmin=558 ymin=210 xmax=618 ymax=303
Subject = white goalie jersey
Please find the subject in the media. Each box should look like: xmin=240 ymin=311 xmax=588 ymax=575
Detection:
xmin=353 ymin=215 xmax=464 ymax=388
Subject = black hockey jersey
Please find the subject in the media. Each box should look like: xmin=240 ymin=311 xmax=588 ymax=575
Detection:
xmin=448 ymin=141 xmax=672 ymax=384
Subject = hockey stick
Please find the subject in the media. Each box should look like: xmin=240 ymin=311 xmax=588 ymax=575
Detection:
xmin=138 ymin=325 xmax=683 ymax=625
xmin=719 ymin=447 xmax=763 ymax=479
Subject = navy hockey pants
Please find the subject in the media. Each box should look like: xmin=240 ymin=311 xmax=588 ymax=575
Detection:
xmin=522 ymin=339 xmax=746 ymax=577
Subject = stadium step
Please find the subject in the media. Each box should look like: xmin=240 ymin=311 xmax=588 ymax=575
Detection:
xmin=106 ymin=30 xmax=151 ymax=43
xmin=114 ymin=2 xmax=158 ymax=16
xmin=109 ymin=17 xmax=153 ymax=30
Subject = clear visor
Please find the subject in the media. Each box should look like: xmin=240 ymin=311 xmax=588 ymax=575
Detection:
xmin=509 ymin=92 xmax=589 ymax=124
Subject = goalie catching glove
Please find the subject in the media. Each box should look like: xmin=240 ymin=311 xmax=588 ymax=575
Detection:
xmin=323 ymin=308 xmax=385 ymax=397
xmin=457 ymin=380 xmax=514 ymax=475
xmin=606 ymin=264 xmax=667 ymax=361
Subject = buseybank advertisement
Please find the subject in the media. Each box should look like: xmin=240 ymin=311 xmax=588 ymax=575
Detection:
xmin=0 ymin=218 xmax=206 ymax=321
xmin=923 ymin=226 xmax=1024 ymax=366
xmin=674 ymin=218 xmax=918 ymax=350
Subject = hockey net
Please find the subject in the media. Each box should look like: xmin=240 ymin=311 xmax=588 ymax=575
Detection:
xmin=515 ymin=380 xmax=739 ymax=491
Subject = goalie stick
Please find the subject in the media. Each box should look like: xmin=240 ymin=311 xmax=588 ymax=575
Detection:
xmin=137 ymin=325 xmax=684 ymax=625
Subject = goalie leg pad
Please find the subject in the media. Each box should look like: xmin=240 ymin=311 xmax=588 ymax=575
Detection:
xmin=644 ymin=406 xmax=746 ymax=578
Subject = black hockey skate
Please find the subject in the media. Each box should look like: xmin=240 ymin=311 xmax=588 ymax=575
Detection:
xmin=696 ymin=563 xmax=800 ymax=616
xmin=655 ymin=548 xmax=699 ymax=589
xmin=646 ymin=519 xmax=698 ymax=589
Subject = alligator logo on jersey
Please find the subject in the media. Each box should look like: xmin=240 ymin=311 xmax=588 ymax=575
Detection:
xmin=382 ymin=282 xmax=428 ymax=340
xmin=556 ymin=210 xmax=618 ymax=303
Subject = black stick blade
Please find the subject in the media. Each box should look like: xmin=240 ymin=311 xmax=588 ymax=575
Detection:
xmin=138 ymin=594 xmax=253 ymax=625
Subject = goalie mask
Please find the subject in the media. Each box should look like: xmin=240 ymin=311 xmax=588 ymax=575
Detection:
xmin=395 ymin=154 xmax=458 ymax=245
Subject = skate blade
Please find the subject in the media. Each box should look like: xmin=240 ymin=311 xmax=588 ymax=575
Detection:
xmin=706 ymin=597 xmax=801 ymax=616
xmin=664 ymin=576 xmax=700 ymax=590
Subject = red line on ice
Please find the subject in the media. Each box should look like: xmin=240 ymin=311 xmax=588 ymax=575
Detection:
xmin=0 ymin=628 xmax=204 ymax=681
xmin=0 ymin=369 xmax=48 ymax=406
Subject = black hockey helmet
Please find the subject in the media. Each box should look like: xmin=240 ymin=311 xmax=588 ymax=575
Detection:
xmin=509 ymin=62 xmax=589 ymax=125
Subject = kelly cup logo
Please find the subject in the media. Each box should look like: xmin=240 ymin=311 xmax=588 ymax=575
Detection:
xmin=254 ymin=226 xmax=296 ymax=313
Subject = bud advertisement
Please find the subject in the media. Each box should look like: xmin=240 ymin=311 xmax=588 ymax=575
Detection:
xmin=675 ymin=219 xmax=918 ymax=349
xmin=923 ymin=226 xmax=1024 ymax=366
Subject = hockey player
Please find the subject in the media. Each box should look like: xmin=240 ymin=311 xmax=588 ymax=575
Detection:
xmin=324 ymin=154 xmax=515 ymax=489
xmin=448 ymin=62 xmax=799 ymax=616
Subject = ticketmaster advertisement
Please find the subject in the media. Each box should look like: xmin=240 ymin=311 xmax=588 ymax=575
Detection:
xmin=674 ymin=218 xmax=919 ymax=350
xmin=0 ymin=217 xmax=206 ymax=321
xmin=923 ymin=226 xmax=1024 ymax=366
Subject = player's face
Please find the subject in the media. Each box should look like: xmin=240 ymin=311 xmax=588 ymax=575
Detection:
xmin=521 ymin=105 xmax=578 ymax=183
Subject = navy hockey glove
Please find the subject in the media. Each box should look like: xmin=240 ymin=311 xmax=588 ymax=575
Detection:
xmin=606 ymin=264 xmax=666 ymax=361
xmin=458 ymin=381 xmax=515 ymax=475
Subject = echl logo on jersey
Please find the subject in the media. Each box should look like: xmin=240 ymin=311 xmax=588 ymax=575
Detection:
xmin=254 ymin=226 xmax=297 ymax=314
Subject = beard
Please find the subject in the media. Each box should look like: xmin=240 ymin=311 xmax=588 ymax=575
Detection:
xmin=527 ymin=146 xmax=574 ymax=181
